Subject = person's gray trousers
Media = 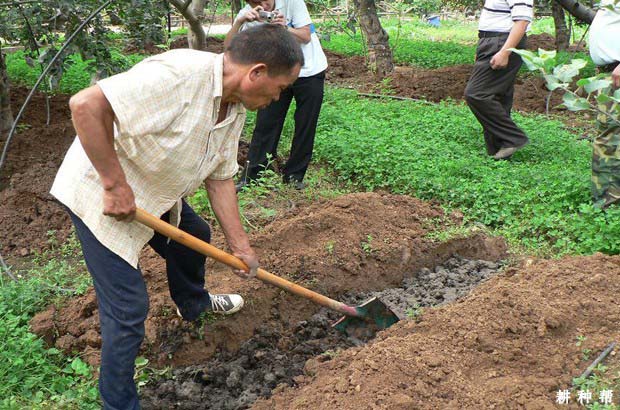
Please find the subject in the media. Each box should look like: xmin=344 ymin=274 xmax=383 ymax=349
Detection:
xmin=465 ymin=33 xmax=529 ymax=156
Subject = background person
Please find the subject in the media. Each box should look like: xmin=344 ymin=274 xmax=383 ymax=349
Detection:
xmin=225 ymin=0 xmax=328 ymax=190
xmin=464 ymin=0 xmax=533 ymax=160
xmin=588 ymin=0 xmax=620 ymax=208
xmin=50 ymin=25 xmax=303 ymax=410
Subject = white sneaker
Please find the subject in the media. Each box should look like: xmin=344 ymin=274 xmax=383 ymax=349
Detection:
xmin=176 ymin=293 xmax=244 ymax=319
xmin=208 ymin=293 xmax=244 ymax=315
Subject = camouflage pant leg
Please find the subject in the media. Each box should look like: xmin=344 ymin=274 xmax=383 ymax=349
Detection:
xmin=592 ymin=123 xmax=620 ymax=208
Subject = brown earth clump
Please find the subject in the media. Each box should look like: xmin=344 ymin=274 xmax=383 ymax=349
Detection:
xmin=255 ymin=253 xmax=620 ymax=410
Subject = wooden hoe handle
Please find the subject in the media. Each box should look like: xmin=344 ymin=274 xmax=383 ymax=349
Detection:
xmin=134 ymin=208 xmax=357 ymax=316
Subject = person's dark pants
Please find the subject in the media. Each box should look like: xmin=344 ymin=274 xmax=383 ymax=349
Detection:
xmin=246 ymin=70 xmax=325 ymax=182
xmin=68 ymin=200 xmax=211 ymax=410
xmin=464 ymin=33 xmax=529 ymax=156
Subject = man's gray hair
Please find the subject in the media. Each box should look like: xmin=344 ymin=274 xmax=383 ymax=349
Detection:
xmin=226 ymin=24 xmax=304 ymax=76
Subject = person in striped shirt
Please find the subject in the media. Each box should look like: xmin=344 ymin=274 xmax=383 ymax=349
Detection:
xmin=464 ymin=0 xmax=533 ymax=160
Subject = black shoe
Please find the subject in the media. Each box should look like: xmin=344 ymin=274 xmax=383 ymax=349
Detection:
xmin=235 ymin=179 xmax=248 ymax=193
xmin=283 ymin=175 xmax=306 ymax=190
xmin=285 ymin=179 xmax=306 ymax=190
xmin=493 ymin=141 xmax=529 ymax=160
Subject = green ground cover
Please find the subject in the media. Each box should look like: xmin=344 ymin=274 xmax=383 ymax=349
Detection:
xmin=310 ymin=88 xmax=619 ymax=255
xmin=0 ymin=244 xmax=98 ymax=409
xmin=5 ymin=50 xmax=145 ymax=95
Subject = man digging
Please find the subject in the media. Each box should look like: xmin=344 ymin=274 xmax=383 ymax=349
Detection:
xmin=50 ymin=25 xmax=303 ymax=410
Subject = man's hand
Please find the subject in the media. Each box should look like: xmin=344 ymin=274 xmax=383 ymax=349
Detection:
xmin=490 ymin=50 xmax=510 ymax=70
xmin=205 ymin=178 xmax=259 ymax=279
xmin=232 ymin=246 xmax=259 ymax=279
xmin=103 ymin=180 xmax=136 ymax=221
xmin=613 ymin=64 xmax=620 ymax=88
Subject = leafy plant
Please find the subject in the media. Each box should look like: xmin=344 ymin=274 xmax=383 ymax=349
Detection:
xmin=361 ymin=234 xmax=373 ymax=255
xmin=512 ymin=48 xmax=618 ymax=127
xmin=134 ymin=357 xmax=171 ymax=389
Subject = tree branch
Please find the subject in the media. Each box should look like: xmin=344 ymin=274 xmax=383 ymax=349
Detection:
xmin=554 ymin=0 xmax=596 ymax=25
xmin=168 ymin=0 xmax=207 ymax=50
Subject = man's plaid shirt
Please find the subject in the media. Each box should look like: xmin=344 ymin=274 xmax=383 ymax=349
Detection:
xmin=51 ymin=50 xmax=245 ymax=267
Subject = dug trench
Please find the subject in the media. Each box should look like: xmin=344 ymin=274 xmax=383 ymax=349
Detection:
xmin=138 ymin=256 xmax=503 ymax=409
xmin=29 ymin=191 xmax=508 ymax=387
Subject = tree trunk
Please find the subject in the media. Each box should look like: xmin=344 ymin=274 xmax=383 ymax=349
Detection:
xmin=0 ymin=48 xmax=13 ymax=135
xmin=168 ymin=0 xmax=208 ymax=50
xmin=231 ymin=0 xmax=243 ymax=21
xmin=352 ymin=0 xmax=393 ymax=77
xmin=188 ymin=0 xmax=207 ymax=50
xmin=552 ymin=1 xmax=570 ymax=51
xmin=554 ymin=0 xmax=595 ymax=24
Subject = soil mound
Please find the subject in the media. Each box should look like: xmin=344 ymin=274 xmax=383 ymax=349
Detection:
xmin=0 ymin=88 xmax=75 ymax=258
xmin=31 ymin=192 xmax=507 ymax=368
xmin=526 ymin=33 xmax=557 ymax=51
xmin=255 ymin=253 xmax=620 ymax=410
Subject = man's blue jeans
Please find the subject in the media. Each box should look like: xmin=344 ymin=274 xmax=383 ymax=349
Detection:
xmin=68 ymin=201 xmax=212 ymax=409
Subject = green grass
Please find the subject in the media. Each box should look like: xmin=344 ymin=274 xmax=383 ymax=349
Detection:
xmin=313 ymin=88 xmax=619 ymax=255
xmin=6 ymin=50 xmax=146 ymax=95
xmin=0 ymin=256 xmax=99 ymax=408
xmin=319 ymin=16 xmax=595 ymax=71
xmin=322 ymin=31 xmax=477 ymax=68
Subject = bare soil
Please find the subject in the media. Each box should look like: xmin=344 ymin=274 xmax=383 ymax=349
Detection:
xmin=325 ymin=41 xmax=566 ymax=115
xmin=168 ymin=34 xmax=567 ymax=115
xmin=255 ymin=253 xmax=620 ymax=410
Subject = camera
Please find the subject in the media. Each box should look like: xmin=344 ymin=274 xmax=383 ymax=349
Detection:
xmin=258 ymin=10 xmax=276 ymax=23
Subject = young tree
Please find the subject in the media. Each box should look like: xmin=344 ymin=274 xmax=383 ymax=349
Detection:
xmin=552 ymin=0 xmax=570 ymax=50
xmin=0 ymin=47 xmax=12 ymax=135
xmin=554 ymin=0 xmax=595 ymax=23
xmin=169 ymin=0 xmax=209 ymax=50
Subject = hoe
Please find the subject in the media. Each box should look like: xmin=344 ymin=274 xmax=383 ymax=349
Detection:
xmin=135 ymin=208 xmax=399 ymax=337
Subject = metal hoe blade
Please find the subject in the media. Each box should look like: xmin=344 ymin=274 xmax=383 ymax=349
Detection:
xmin=332 ymin=297 xmax=400 ymax=338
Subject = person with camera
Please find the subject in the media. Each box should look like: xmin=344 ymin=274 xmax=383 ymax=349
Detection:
xmin=225 ymin=0 xmax=328 ymax=190
xmin=588 ymin=0 xmax=620 ymax=208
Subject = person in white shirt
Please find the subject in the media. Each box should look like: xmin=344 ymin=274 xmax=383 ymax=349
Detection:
xmin=225 ymin=0 xmax=328 ymax=190
xmin=51 ymin=25 xmax=302 ymax=410
xmin=588 ymin=0 xmax=620 ymax=208
xmin=464 ymin=0 xmax=533 ymax=160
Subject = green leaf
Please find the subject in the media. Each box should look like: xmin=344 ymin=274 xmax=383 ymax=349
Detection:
xmin=584 ymin=79 xmax=612 ymax=94
xmin=538 ymin=48 xmax=557 ymax=60
xmin=543 ymin=74 xmax=565 ymax=91
xmin=562 ymin=93 xmax=591 ymax=111
xmin=511 ymin=49 xmax=540 ymax=71
xmin=554 ymin=63 xmax=580 ymax=83
xmin=597 ymin=93 xmax=612 ymax=104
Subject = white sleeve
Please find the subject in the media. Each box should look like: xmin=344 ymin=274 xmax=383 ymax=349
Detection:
xmin=233 ymin=6 xmax=250 ymax=25
xmin=287 ymin=0 xmax=312 ymax=28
